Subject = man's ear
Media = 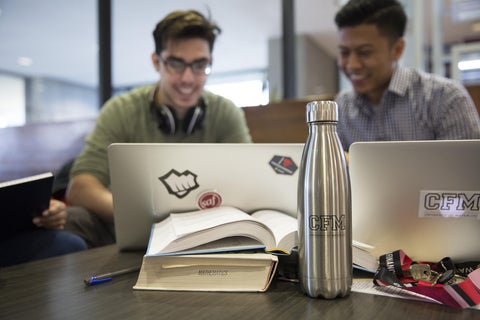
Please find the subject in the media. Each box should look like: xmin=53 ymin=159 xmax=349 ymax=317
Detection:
xmin=391 ymin=37 xmax=405 ymax=61
xmin=152 ymin=52 xmax=160 ymax=72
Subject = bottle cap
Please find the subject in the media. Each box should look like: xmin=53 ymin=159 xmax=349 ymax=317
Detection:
xmin=306 ymin=100 xmax=338 ymax=123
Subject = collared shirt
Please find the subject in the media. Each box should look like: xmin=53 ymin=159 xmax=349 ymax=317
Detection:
xmin=335 ymin=66 xmax=480 ymax=151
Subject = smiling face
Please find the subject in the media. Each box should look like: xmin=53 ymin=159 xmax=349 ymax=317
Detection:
xmin=337 ymin=24 xmax=405 ymax=105
xmin=152 ymin=38 xmax=211 ymax=119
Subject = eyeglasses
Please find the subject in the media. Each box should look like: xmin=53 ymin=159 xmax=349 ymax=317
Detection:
xmin=160 ymin=57 xmax=212 ymax=76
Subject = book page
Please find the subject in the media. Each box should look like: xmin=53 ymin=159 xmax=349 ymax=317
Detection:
xmin=351 ymin=241 xmax=378 ymax=272
xmin=147 ymin=206 xmax=277 ymax=255
xmin=147 ymin=216 xmax=179 ymax=254
xmin=170 ymin=206 xmax=257 ymax=237
xmin=352 ymin=240 xmax=375 ymax=250
xmin=174 ymin=237 xmax=265 ymax=254
xmin=251 ymin=210 xmax=297 ymax=252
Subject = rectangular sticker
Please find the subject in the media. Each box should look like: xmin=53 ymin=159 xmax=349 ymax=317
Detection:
xmin=418 ymin=190 xmax=480 ymax=218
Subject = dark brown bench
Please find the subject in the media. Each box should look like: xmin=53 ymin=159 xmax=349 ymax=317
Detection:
xmin=0 ymin=118 xmax=95 ymax=183
xmin=242 ymin=97 xmax=335 ymax=143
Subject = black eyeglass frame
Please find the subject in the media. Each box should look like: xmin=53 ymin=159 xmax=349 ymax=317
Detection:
xmin=160 ymin=56 xmax=212 ymax=76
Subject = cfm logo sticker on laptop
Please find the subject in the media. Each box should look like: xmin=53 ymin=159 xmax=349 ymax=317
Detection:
xmin=159 ymin=169 xmax=199 ymax=199
xmin=269 ymin=155 xmax=298 ymax=175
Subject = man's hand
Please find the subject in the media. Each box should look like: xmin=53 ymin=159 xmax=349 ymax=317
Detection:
xmin=32 ymin=199 xmax=67 ymax=230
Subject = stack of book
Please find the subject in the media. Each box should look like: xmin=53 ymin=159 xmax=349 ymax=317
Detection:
xmin=133 ymin=206 xmax=378 ymax=293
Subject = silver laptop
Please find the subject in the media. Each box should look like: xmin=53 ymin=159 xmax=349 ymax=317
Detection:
xmin=108 ymin=143 xmax=304 ymax=251
xmin=349 ymin=140 xmax=480 ymax=262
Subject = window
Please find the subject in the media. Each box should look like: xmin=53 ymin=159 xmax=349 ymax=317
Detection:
xmin=0 ymin=74 xmax=25 ymax=128
xmin=206 ymin=71 xmax=269 ymax=107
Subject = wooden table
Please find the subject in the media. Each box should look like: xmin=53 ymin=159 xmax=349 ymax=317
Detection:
xmin=0 ymin=245 xmax=477 ymax=319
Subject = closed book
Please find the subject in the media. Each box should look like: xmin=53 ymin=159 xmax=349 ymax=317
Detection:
xmin=133 ymin=253 xmax=278 ymax=292
xmin=0 ymin=172 xmax=54 ymax=241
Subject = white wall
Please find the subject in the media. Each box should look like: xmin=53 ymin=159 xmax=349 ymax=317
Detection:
xmin=268 ymin=34 xmax=338 ymax=101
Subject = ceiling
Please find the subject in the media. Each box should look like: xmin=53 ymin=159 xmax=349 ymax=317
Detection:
xmin=0 ymin=0 xmax=478 ymax=88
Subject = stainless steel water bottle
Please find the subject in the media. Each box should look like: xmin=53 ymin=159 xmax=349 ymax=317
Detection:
xmin=297 ymin=100 xmax=352 ymax=299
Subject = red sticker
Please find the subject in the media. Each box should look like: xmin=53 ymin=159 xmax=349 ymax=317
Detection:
xmin=283 ymin=158 xmax=293 ymax=167
xmin=197 ymin=191 xmax=223 ymax=209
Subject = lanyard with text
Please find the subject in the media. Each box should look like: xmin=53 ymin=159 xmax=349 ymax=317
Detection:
xmin=373 ymin=249 xmax=480 ymax=308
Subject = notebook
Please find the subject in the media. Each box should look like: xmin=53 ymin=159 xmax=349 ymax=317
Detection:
xmin=349 ymin=140 xmax=480 ymax=262
xmin=0 ymin=172 xmax=54 ymax=241
xmin=108 ymin=143 xmax=304 ymax=251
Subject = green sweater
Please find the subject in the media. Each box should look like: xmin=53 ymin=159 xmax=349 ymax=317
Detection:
xmin=71 ymin=84 xmax=252 ymax=186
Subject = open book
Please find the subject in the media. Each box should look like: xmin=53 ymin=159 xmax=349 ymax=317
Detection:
xmin=146 ymin=206 xmax=379 ymax=272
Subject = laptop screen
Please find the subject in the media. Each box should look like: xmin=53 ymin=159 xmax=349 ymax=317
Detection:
xmin=349 ymin=140 xmax=480 ymax=262
xmin=108 ymin=143 xmax=304 ymax=250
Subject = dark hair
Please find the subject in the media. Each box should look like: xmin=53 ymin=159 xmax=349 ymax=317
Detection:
xmin=153 ymin=10 xmax=221 ymax=54
xmin=334 ymin=0 xmax=407 ymax=41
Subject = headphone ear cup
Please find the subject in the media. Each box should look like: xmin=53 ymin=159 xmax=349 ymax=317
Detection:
xmin=183 ymin=106 xmax=205 ymax=134
xmin=156 ymin=106 xmax=177 ymax=134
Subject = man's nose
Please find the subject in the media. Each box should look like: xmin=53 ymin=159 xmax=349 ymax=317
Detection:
xmin=180 ymin=65 xmax=196 ymax=81
xmin=346 ymin=53 xmax=362 ymax=70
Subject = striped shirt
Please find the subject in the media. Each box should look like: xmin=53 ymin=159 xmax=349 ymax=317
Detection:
xmin=335 ymin=66 xmax=480 ymax=151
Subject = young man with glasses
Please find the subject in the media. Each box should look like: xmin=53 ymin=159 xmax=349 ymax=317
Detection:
xmin=65 ymin=10 xmax=252 ymax=248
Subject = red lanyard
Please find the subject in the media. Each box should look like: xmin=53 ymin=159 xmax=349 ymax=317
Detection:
xmin=373 ymin=250 xmax=480 ymax=308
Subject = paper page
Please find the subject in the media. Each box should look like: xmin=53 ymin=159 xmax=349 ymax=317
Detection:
xmin=352 ymin=279 xmax=442 ymax=304
xmin=353 ymin=280 xmax=480 ymax=309
xmin=147 ymin=206 xmax=276 ymax=255
xmin=155 ymin=237 xmax=265 ymax=256
xmin=251 ymin=210 xmax=297 ymax=250
xmin=352 ymin=240 xmax=375 ymax=250
xmin=170 ymin=206 xmax=256 ymax=237
xmin=147 ymin=216 xmax=179 ymax=254
xmin=352 ymin=247 xmax=378 ymax=272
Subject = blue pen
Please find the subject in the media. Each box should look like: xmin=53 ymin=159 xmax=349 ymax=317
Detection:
xmin=84 ymin=266 xmax=140 ymax=286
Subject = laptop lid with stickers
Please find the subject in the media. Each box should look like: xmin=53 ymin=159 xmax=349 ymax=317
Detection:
xmin=349 ymin=140 xmax=480 ymax=262
xmin=108 ymin=143 xmax=303 ymax=250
